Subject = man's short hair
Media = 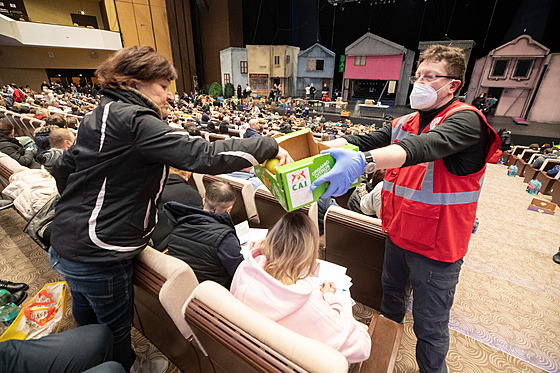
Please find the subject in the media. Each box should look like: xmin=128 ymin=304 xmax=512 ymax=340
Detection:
xmin=418 ymin=44 xmax=466 ymax=92
xmin=205 ymin=181 xmax=236 ymax=213
xmin=49 ymin=128 xmax=75 ymax=149
xmin=184 ymin=123 xmax=201 ymax=136
xmin=66 ymin=117 xmax=79 ymax=129
xmin=46 ymin=113 xmax=67 ymax=128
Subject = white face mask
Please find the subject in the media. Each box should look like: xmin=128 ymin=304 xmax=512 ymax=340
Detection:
xmin=409 ymin=81 xmax=453 ymax=110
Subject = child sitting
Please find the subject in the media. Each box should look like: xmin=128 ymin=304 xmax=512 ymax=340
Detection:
xmin=231 ymin=212 xmax=371 ymax=363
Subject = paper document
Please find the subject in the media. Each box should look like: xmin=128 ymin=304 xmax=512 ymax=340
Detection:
xmin=308 ymin=259 xmax=355 ymax=313
xmin=235 ymin=221 xmax=268 ymax=259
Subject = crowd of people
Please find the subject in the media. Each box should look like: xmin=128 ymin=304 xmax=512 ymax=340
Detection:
xmin=3 ymin=43 xmax=553 ymax=373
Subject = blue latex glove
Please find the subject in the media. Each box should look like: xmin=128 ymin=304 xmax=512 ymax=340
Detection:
xmin=310 ymin=148 xmax=365 ymax=198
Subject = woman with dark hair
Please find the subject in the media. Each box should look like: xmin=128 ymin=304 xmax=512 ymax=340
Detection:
xmin=0 ymin=119 xmax=39 ymax=168
xmin=48 ymin=46 xmax=292 ymax=372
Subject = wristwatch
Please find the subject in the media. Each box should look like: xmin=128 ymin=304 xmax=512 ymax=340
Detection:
xmin=362 ymin=151 xmax=376 ymax=174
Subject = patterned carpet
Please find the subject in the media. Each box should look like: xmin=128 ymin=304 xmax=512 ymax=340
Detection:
xmin=0 ymin=162 xmax=558 ymax=372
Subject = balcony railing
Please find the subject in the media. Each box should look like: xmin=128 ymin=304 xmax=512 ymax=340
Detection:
xmin=0 ymin=14 xmax=122 ymax=51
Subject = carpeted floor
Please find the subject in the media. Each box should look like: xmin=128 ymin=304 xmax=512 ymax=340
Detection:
xmin=0 ymin=162 xmax=558 ymax=372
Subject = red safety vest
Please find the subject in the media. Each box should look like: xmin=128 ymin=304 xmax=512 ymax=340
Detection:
xmin=381 ymin=101 xmax=500 ymax=262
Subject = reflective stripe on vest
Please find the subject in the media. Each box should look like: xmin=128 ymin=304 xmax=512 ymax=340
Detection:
xmin=382 ymin=162 xmax=485 ymax=205
xmin=391 ymin=113 xmax=416 ymax=142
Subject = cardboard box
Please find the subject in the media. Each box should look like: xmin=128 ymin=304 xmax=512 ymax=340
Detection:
xmin=527 ymin=198 xmax=557 ymax=215
xmin=254 ymin=129 xmax=359 ymax=211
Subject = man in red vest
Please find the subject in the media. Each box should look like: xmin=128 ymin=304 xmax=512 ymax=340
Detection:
xmin=311 ymin=45 xmax=500 ymax=372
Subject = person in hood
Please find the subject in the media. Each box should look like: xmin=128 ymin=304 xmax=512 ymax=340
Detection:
xmin=165 ymin=181 xmax=242 ymax=289
xmin=0 ymin=120 xmax=39 ymax=168
xmin=48 ymin=46 xmax=292 ymax=372
xmin=231 ymin=212 xmax=371 ymax=364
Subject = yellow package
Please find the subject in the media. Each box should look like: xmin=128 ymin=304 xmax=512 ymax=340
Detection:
xmin=0 ymin=281 xmax=68 ymax=341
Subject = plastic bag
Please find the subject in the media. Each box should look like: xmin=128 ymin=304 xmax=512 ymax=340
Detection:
xmin=0 ymin=281 xmax=68 ymax=341
xmin=507 ymin=165 xmax=518 ymax=177
xmin=527 ymin=179 xmax=542 ymax=195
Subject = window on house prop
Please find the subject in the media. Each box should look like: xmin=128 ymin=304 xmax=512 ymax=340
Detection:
xmin=274 ymin=56 xmax=280 ymax=65
xmin=512 ymin=59 xmax=533 ymax=79
xmin=286 ymin=55 xmax=290 ymax=63
xmin=354 ymin=56 xmax=366 ymax=66
xmin=224 ymin=73 xmax=230 ymax=84
xmin=240 ymin=61 xmax=248 ymax=74
xmin=307 ymin=59 xmax=325 ymax=71
xmin=490 ymin=60 xmax=508 ymax=78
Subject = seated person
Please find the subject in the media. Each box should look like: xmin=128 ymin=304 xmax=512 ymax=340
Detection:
xmin=164 ymin=181 xmax=242 ymax=289
xmin=243 ymin=118 xmax=262 ymax=139
xmin=218 ymin=121 xmax=229 ymax=135
xmin=347 ymin=170 xmax=385 ymax=218
xmin=36 ymin=128 xmax=75 ymax=173
xmin=66 ymin=117 xmax=79 ymax=134
xmin=183 ymin=122 xmax=202 ymax=137
xmin=0 ymin=120 xmax=39 ymax=168
xmin=231 ymin=212 xmax=371 ymax=364
xmin=226 ymin=166 xmax=263 ymax=192
xmin=33 ymin=113 xmax=66 ymax=156
xmin=547 ymin=164 xmax=560 ymax=178
xmin=532 ymin=148 xmax=558 ymax=169
xmin=151 ymin=167 xmax=203 ymax=251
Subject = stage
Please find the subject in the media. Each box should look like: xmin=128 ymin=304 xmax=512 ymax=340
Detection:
xmin=305 ymin=102 xmax=560 ymax=146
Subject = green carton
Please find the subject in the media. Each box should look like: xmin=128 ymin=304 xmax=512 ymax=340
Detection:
xmin=254 ymin=128 xmax=360 ymax=211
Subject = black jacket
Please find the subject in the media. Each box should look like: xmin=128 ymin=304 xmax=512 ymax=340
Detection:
xmin=151 ymin=174 xmax=203 ymax=251
xmin=51 ymin=87 xmax=278 ymax=263
xmin=164 ymin=202 xmax=243 ymax=289
xmin=0 ymin=133 xmax=35 ymax=167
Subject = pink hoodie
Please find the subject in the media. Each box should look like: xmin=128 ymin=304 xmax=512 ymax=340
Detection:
xmin=231 ymin=249 xmax=371 ymax=364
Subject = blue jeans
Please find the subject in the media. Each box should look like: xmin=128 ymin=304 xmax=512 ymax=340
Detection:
xmin=380 ymin=237 xmax=463 ymax=373
xmin=49 ymin=248 xmax=136 ymax=371
xmin=0 ymin=324 xmax=124 ymax=373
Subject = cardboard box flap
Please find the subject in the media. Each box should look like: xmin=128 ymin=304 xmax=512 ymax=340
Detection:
xmin=276 ymin=129 xmax=318 ymax=161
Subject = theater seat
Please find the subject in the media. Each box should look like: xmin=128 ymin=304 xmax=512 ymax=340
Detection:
xmin=187 ymin=172 xmax=204 ymax=193
xmin=550 ymin=179 xmax=560 ymax=205
xmin=522 ymin=153 xmax=545 ymax=182
xmin=534 ymin=159 xmax=560 ymax=195
xmin=514 ymin=149 xmax=540 ymax=177
xmin=183 ymin=281 xmax=404 ymax=373
xmin=207 ymin=133 xmax=229 ymax=142
xmin=324 ymin=206 xmax=385 ymax=311
xmin=253 ymin=185 xmax=318 ymax=231
xmin=0 ymin=152 xmax=27 ymax=191
xmin=133 ymin=246 xmax=203 ymax=372
xmin=183 ymin=281 xmax=349 ymax=373
xmin=505 ymin=145 xmax=529 ymax=166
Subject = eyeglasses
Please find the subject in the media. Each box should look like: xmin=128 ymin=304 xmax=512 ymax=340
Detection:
xmin=409 ymin=75 xmax=459 ymax=84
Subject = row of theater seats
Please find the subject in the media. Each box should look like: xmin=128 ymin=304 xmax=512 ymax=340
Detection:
xmin=133 ymin=245 xmax=403 ymax=373
xmin=0 ymin=108 xmax=45 ymax=138
xmin=505 ymin=146 xmax=560 ymax=204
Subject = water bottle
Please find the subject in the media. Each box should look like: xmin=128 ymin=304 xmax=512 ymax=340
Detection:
xmin=507 ymin=165 xmax=518 ymax=177
xmin=0 ymin=289 xmax=20 ymax=327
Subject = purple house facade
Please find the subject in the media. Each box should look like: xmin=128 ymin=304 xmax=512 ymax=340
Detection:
xmin=466 ymin=35 xmax=560 ymax=123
